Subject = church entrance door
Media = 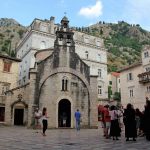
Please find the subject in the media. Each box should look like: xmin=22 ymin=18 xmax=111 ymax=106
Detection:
xmin=58 ymin=99 xmax=71 ymax=127
xmin=14 ymin=108 xmax=24 ymax=125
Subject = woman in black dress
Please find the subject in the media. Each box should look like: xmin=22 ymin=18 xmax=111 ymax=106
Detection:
xmin=143 ymin=100 xmax=150 ymax=141
xmin=123 ymin=103 xmax=137 ymax=141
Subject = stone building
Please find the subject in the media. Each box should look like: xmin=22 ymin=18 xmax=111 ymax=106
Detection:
xmin=0 ymin=54 xmax=21 ymax=122
xmin=120 ymin=45 xmax=150 ymax=110
xmin=138 ymin=45 xmax=150 ymax=100
xmin=4 ymin=17 xmax=98 ymax=128
xmin=16 ymin=16 xmax=108 ymax=100
xmin=119 ymin=62 xmax=144 ymax=109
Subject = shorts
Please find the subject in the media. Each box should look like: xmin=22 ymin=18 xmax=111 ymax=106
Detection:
xmin=105 ymin=122 xmax=111 ymax=129
xmin=35 ymin=118 xmax=41 ymax=126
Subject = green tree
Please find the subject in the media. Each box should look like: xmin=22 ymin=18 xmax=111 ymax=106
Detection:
xmin=100 ymin=28 xmax=103 ymax=35
xmin=11 ymin=50 xmax=16 ymax=57
xmin=0 ymin=33 xmax=4 ymax=39
xmin=113 ymin=92 xmax=121 ymax=102
xmin=108 ymin=86 xmax=112 ymax=100
xmin=1 ymin=45 xmax=8 ymax=52
xmin=18 ymin=29 xmax=24 ymax=38
xmin=5 ymin=29 xmax=11 ymax=35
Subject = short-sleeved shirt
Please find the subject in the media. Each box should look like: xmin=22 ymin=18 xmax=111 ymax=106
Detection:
xmin=75 ymin=111 xmax=81 ymax=121
xmin=35 ymin=111 xmax=42 ymax=119
xmin=103 ymin=108 xmax=111 ymax=122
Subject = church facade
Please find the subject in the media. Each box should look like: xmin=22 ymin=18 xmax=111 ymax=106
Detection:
xmin=16 ymin=16 xmax=108 ymax=101
xmin=4 ymin=17 xmax=98 ymax=128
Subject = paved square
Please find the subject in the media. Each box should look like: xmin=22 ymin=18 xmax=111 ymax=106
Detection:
xmin=0 ymin=126 xmax=150 ymax=150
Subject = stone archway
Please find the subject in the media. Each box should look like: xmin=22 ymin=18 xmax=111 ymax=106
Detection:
xmin=58 ymin=99 xmax=71 ymax=128
xmin=11 ymin=100 xmax=28 ymax=126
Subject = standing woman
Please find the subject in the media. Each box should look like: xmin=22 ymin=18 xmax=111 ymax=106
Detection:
xmin=42 ymin=107 xmax=48 ymax=136
xmin=124 ymin=103 xmax=137 ymax=141
xmin=109 ymin=105 xmax=121 ymax=140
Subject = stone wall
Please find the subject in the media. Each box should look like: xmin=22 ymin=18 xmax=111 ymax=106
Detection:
xmin=0 ymin=58 xmax=19 ymax=89
xmin=89 ymin=76 xmax=98 ymax=128
xmin=5 ymin=83 xmax=30 ymax=125
xmin=38 ymin=73 xmax=90 ymax=128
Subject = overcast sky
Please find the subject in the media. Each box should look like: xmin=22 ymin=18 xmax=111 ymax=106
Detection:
xmin=0 ymin=0 xmax=150 ymax=31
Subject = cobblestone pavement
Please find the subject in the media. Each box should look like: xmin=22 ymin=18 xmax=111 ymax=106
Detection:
xmin=0 ymin=126 xmax=150 ymax=150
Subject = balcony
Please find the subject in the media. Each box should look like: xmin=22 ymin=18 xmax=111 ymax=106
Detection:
xmin=138 ymin=71 xmax=150 ymax=84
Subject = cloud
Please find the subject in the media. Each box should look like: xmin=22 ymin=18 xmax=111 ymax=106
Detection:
xmin=78 ymin=1 xmax=103 ymax=19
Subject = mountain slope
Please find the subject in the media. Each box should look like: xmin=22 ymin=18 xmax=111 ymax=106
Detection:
xmin=75 ymin=21 xmax=150 ymax=72
xmin=0 ymin=18 xmax=26 ymax=57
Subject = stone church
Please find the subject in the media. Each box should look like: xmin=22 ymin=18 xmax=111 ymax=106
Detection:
xmin=5 ymin=17 xmax=98 ymax=128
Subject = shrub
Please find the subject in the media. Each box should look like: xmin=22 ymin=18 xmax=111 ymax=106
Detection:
xmin=18 ymin=29 xmax=24 ymax=38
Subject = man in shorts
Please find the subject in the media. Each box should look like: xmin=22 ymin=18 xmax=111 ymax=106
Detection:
xmin=103 ymin=105 xmax=111 ymax=138
xmin=34 ymin=108 xmax=42 ymax=133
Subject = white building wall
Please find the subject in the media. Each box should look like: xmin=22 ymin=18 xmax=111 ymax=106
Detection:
xmin=18 ymin=52 xmax=30 ymax=84
xmin=32 ymin=33 xmax=55 ymax=49
xmin=142 ymin=46 xmax=150 ymax=72
xmin=111 ymin=75 xmax=117 ymax=95
xmin=17 ymin=34 xmax=33 ymax=84
xmin=73 ymin=43 xmax=108 ymax=99
xmin=142 ymin=46 xmax=150 ymax=66
xmin=75 ymin=44 xmax=106 ymax=64
xmin=17 ymin=35 xmax=32 ymax=59
xmin=117 ymin=78 xmax=121 ymax=93
xmin=17 ymin=32 xmax=55 ymax=84
xmin=120 ymin=65 xmax=145 ymax=110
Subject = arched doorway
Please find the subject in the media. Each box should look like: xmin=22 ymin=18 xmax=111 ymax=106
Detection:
xmin=58 ymin=99 xmax=71 ymax=127
xmin=11 ymin=100 xmax=28 ymax=126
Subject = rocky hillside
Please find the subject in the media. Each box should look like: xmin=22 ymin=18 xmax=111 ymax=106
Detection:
xmin=75 ymin=21 xmax=150 ymax=72
xmin=0 ymin=18 xmax=26 ymax=57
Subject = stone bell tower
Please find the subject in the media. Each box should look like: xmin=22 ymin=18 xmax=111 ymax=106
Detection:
xmin=53 ymin=16 xmax=76 ymax=68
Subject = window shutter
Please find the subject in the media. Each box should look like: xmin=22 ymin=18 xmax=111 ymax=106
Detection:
xmin=3 ymin=62 xmax=11 ymax=72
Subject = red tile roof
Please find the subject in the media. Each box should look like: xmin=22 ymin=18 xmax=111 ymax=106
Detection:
xmin=111 ymin=72 xmax=120 ymax=77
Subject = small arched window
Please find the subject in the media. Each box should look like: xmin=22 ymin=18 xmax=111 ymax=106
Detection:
xmin=40 ymin=41 xmax=46 ymax=49
xmin=98 ymin=85 xmax=102 ymax=95
xmin=67 ymin=35 xmax=71 ymax=43
xmin=62 ymin=77 xmax=68 ymax=91
xmin=59 ymin=34 xmax=63 ymax=41
xmin=97 ymin=54 xmax=101 ymax=62
xmin=85 ymin=51 xmax=89 ymax=59
xmin=63 ymin=23 xmax=67 ymax=28
xmin=98 ymin=69 xmax=102 ymax=78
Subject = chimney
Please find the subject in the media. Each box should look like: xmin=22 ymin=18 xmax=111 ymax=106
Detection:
xmin=50 ymin=16 xmax=55 ymax=23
